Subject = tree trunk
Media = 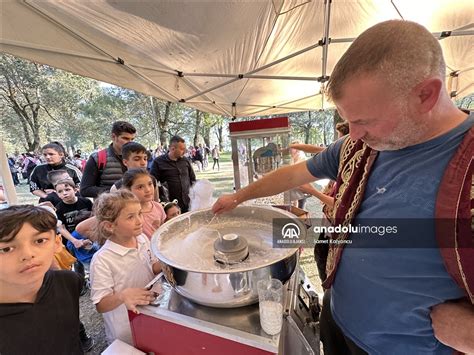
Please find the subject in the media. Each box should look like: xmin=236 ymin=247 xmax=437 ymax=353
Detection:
xmin=304 ymin=111 xmax=312 ymax=144
xmin=159 ymin=101 xmax=171 ymax=145
xmin=193 ymin=109 xmax=202 ymax=146
xmin=203 ymin=126 xmax=211 ymax=147
xmin=2 ymin=66 xmax=42 ymax=152
xmin=333 ymin=109 xmax=343 ymax=139
xmin=304 ymin=126 xmax=311 ymax=144
xmin=150 ymin=97 xmax=172 ymax=146
xmin=215 ymin=124 xmax=224 ymax=150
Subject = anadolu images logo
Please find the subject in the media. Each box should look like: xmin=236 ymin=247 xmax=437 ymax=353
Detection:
xmin=282 ymin=222 xmax=301 ymax=239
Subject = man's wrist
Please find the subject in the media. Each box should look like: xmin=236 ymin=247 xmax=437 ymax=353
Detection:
xmin=234 ymin=190 xmax=246 ymax=205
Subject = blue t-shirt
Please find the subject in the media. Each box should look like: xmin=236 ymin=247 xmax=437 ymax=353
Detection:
xmin=307 ymin=114 xmax=473 ymax=354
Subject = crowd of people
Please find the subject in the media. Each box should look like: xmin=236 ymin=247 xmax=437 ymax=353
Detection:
xmin=1 ymin=19 xmax=472 ymax=355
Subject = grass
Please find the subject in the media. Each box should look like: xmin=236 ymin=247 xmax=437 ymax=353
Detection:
xmin=193 ymin=152 xmax=235 ymax=196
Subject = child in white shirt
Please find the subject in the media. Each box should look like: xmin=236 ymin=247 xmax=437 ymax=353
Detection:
xmin=90 ymin=190 xmax=161 ymax=345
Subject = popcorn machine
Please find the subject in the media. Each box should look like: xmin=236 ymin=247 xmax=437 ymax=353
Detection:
xmin=229 ymin=117 xmax=291 ymax=204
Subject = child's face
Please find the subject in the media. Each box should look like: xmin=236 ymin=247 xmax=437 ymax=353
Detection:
xmin=55 ymin=183 xmax=77 ymax=204
xmin=112 ymin=202 xmax=143 ymax=239
xmin=166 ymin=205 xmax=181 ymax=220
xmin=0 ymin=223 xmax=61 ymax=288
xmin=123 ymin=152 xmax=148 ymax=169
xmin=130 ymin=175 xmax=155 ymax=203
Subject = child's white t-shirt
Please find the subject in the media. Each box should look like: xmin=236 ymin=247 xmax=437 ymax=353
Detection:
xmin=90 ymin=234 xmax=156 ymax=345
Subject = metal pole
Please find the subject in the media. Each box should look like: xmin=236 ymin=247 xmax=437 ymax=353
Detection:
xmin=321 ymin=0 xmax=332 ymax=79
xmin=0 ymin=139 xmax=18 ymax=205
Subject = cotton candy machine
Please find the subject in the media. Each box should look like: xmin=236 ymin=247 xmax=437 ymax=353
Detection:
xmin=151 ymin=205 xmax=302 ymax=308
xmin=131 ymin=205 xmax=320 ymax=355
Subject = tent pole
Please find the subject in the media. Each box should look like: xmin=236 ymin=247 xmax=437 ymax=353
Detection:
xmin=177 ymin=76 xmax=232 ymax=116
xmin=329 ymin=29 xmax=474 ymax=44
xmin=0 ymin=139 xmax=18 ymax=205
xmin=183 ymin=42 xmax=322 ymax=102
xmin=321 ymin=0 xmax=332 ymax=81
xmin=182 ymin=73 xmax=320 ymax=81
xmin=0 ymin=39 xmax=117 ymax=63
xmin=23 ymin=1 xmax=179 ymax=102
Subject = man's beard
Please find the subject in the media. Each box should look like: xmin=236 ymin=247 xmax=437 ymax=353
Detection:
xmin=363 ymin=108 xmax=429 ymax=151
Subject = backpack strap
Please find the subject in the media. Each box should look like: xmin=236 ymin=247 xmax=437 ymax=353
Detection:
xmin=97 ymin=149 xmax=107 ymax=171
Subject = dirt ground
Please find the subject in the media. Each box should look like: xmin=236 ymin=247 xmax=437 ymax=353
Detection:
xmin=80 ymin=290 xmax=108 ymax=354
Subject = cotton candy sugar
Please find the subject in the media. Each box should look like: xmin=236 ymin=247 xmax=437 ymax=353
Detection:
xmin=189 ymin=179 xmax=215 ymax=211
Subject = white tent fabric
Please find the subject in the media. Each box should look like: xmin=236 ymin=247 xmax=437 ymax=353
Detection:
xmin=1 ymin=0 xmax=473 ymax=117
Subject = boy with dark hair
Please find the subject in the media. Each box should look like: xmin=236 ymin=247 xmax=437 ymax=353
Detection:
xmin=121 ymin=141 xmax=148 ymax=167
xmin=80 ymin=121 xmax=137 ymax=198
xmin=55 ymin=179 xmax=93 ymax=245
xmin=111 ymin=120 xmax=136 ymax=136
xmin=0 ymin=206 xmax=83 ymax=354
xmin=111 ymin=141 xmax=148 ymax=191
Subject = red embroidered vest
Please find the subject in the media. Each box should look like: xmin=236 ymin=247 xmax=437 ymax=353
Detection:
xmin=322 ymin=126 xmax=474 ymax=305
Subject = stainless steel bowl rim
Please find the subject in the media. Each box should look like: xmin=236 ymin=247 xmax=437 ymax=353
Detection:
xmin=151 ymin=205 xmax=301 ymax=274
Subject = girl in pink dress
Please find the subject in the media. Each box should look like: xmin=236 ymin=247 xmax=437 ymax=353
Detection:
xmin=122 ymin=169 xmax=166 ymax=239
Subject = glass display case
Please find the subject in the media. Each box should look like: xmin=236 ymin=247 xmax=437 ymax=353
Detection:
xmin=229 ymin=117 xmax=291 ymax=205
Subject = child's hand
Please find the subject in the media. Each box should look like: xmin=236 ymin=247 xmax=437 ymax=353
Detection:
xmin=119 ymin=288 xmax=156 ymax=314
xmin=72 ymin=239 xmax=89 ymax=249
xmin=76 ymin=239 xmax=93 ymax=249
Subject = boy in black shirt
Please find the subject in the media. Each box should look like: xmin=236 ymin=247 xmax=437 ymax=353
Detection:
xmin=55 ymin=179 xmax=95 ymax=297
xmin=55 ymin=179 xmax=93 ymax=236
xmin=0 ymin=205 xmax=84 ymax=354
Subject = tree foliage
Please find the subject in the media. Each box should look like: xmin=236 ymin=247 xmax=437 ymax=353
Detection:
xmin=289 ymin=109 xmax=336 ymax=145
xmin=0 ymin=54 xmax=49 ymax=151
xmin=2 ymin=54 xmax=473 ymax=156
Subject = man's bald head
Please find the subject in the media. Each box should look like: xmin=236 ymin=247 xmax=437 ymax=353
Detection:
xmin=327 ymin=20 xmax=446 ymax=101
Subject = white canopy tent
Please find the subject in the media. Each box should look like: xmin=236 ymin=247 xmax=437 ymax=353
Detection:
xmin=1 ymin=0 xmax=473 ymax=118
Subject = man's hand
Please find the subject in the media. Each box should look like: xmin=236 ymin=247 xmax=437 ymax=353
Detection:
xmin=119 ymin=288 xmax=156 ymax=314
xmin=212 ymin=194 xmax=240 ymax=214
xmin=431 ymin=300 xmax=474 ymax=353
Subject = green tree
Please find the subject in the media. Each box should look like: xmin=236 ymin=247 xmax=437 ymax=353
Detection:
xmin=41 ymin=70 xmax=101 ymax=152
xmin=0 ymin=54 xmax=51 ymax=151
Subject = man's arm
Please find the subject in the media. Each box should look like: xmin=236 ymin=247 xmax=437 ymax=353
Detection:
xmin=212 ymin=161 xmax=316 ymax=214
xmin=431 ymin=301 xmax=474 ymax=353
xmin=149 ymin=158 xmax=161 ymax=182
xmin=289 ymin=143 xmax=326 ymax=154
xmin=80 ymin=156 xmax=106 ymax=198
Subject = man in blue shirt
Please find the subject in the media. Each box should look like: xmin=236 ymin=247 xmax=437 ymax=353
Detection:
xmin=213 ymin=20 xmax=474 ymax=354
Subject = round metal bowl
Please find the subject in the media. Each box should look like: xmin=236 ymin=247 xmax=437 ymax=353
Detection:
xmin=151 ymin=205 xmax=304 ymax=308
